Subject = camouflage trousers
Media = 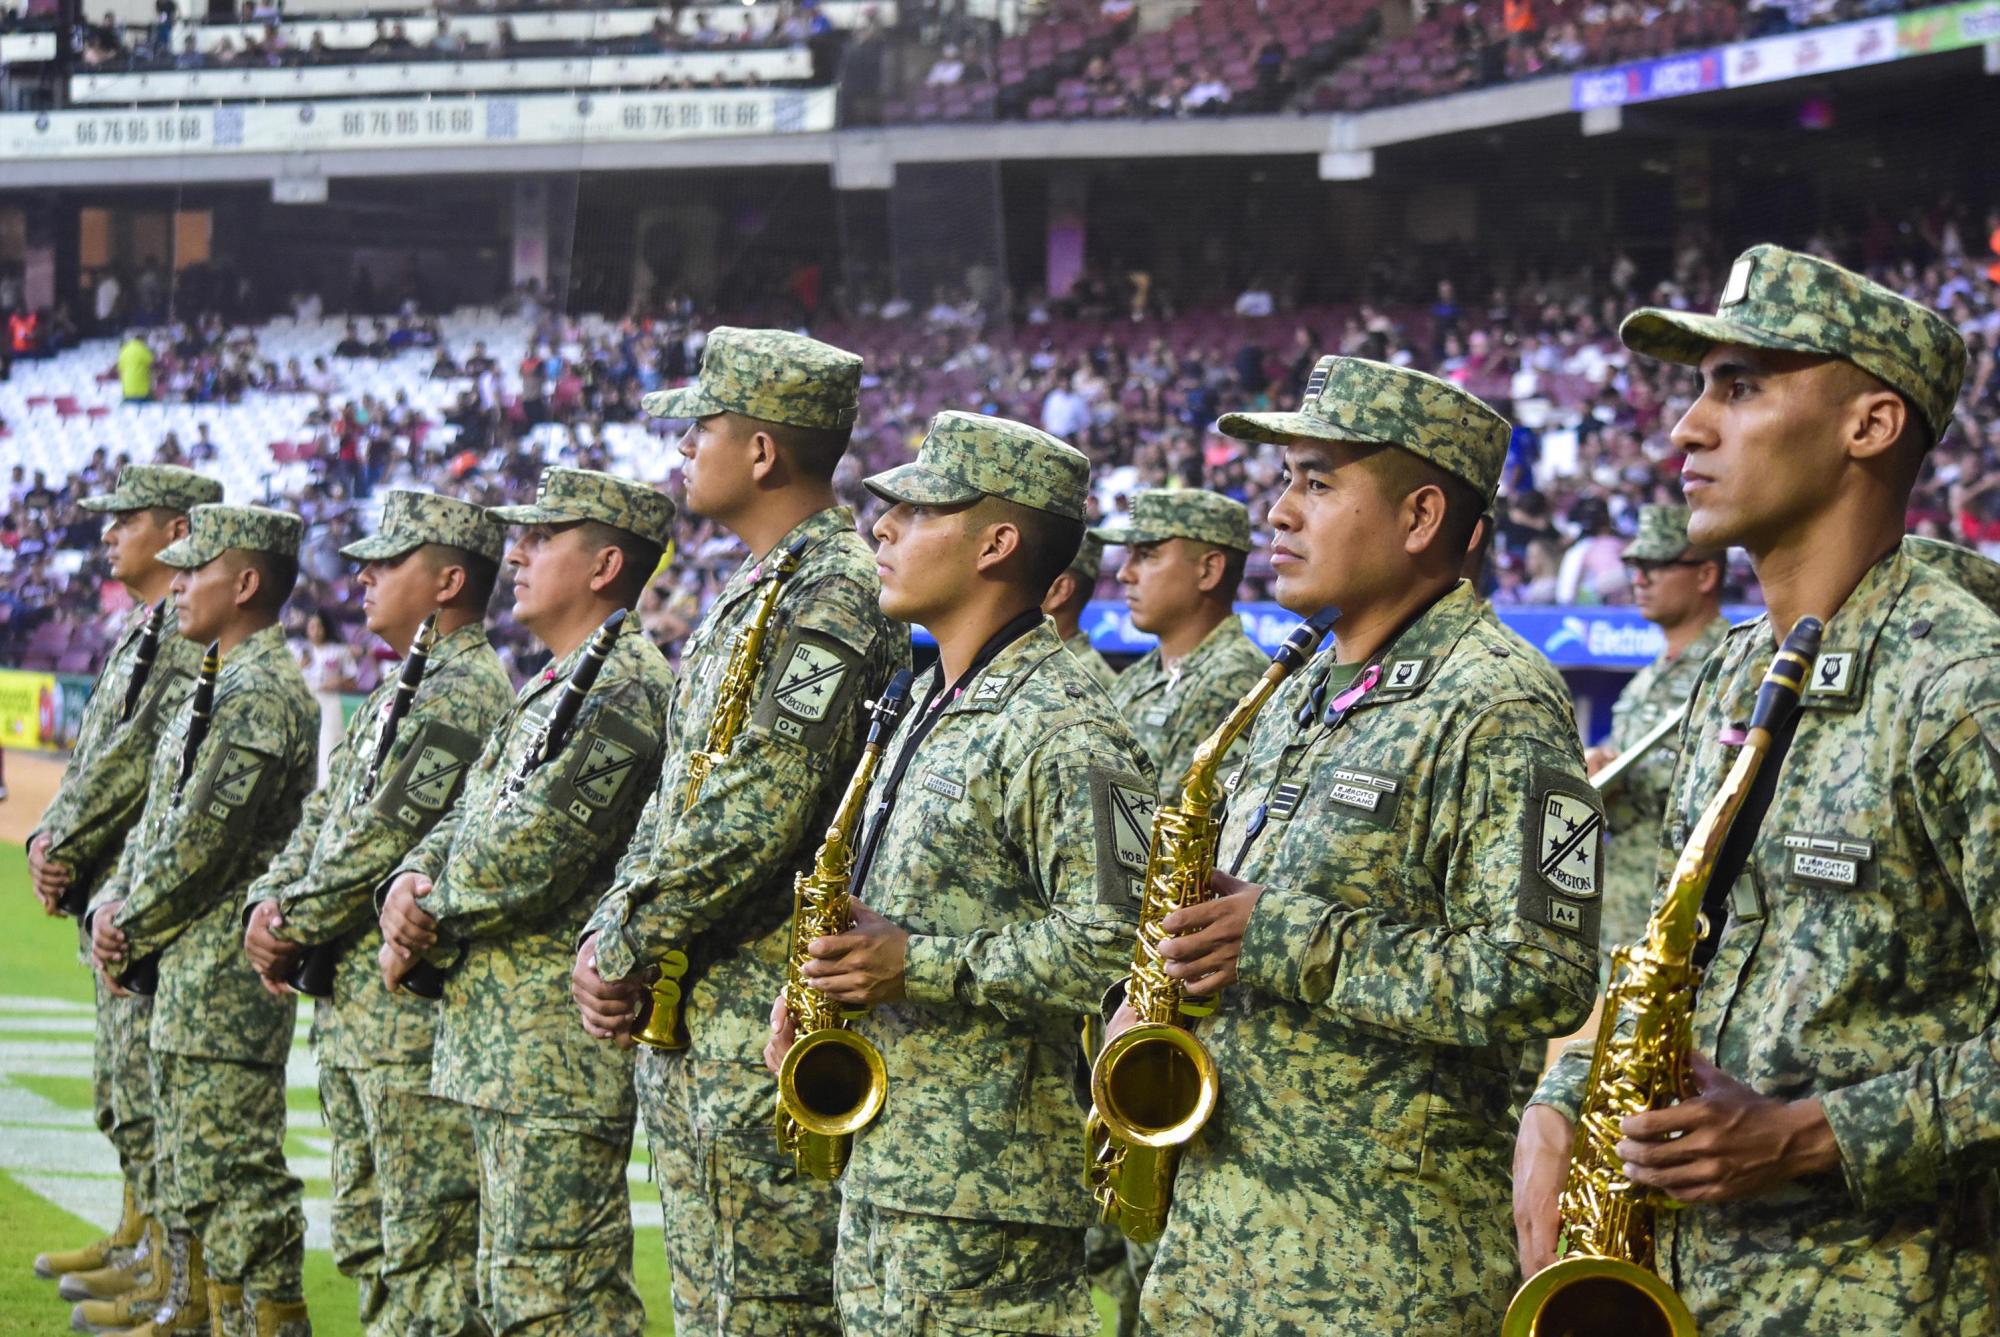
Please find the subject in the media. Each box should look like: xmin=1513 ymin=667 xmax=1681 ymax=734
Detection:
xmin=467 ymin=1106 xmax=643 ymax=1337
xmin=833 ymin=1197 xmax=1098 ymax=1336
xmin=150 ymin=1050 xmax=305 ymax=1301
xmin=1084 ymin=1227 xmax=1152 ymax=1337
xmin=324 ymin=1060 xmax=485 ymax=1337
xmin=93 ymin=973 xmax=163 ymax=1221
xmin=638 ymin=1050 xmax=840 ymax=1336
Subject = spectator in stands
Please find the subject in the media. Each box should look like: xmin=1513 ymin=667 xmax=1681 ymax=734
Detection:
xmin=295 ymin=610 xmax=355 ymax=784
xmin=1234 ymin=279 xmax=1275 ymax=318
xmin=926 ymin=43 xmax=965 ymax=87
xmin=1182 ymin=67 xmax=1231 ymax=113
xmin=334 ymin=322 xmax=368 ymax=358
xmin=116 ymin=330 xmax=154 ymax=402
xmin=486 ymin=19 xmax=515 ymax=57
xmin=1555 ymin=495 xmax=1629 ymax=604
xmin=431 ymin=14 xmax=463 ymax=54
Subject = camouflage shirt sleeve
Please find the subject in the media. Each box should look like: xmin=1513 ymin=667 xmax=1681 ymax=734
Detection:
xmin=114 ymin=683 xmax=307 ymax=957
xmin=901 ymin=732 xmax=1145 ymax=1021
xmin=422 ymin=679 xmax=664 ymax=944
xmin=242 ymin=701 xmax=359 ymax=915
xmin=1817 ymin=660 xmax=2000 ymax=1211
xmin=1238 ymin=696 xmax=1601 ymax=1047
xmin=390 ymin=716 xmax=503 ymax=890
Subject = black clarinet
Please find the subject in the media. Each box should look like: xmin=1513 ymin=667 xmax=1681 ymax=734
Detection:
xmin=290 ymin=615 xmax=439 ymax=999
xmin=119 ymin=599 xmax=167 ymax=723
xmin=121 ymin=639 xmax=221 ymax=996
xmin=402 ymin=609 xmax=627 ymax=999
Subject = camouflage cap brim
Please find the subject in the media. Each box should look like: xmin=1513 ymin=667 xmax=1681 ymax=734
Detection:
xmin=1622 ymin=534 xmax=1692 ymax=562
xmin=486 ymin=501 xmax=580 ymax=527
xmin=862 ymin=463 xmax=986 ymax=508
xmin=1213 ymin=407 xmax=1400 ymax=450
xmin=156 ymin=534 xmax=223 ymax=569
xmin=641 ymin=383 xmax=726 ymax=421
xmin=1087 ymin=523 xmax=1163 ymax=546
xmin=338 ymin=533 xmax=424 ymax=562
xmin=78 ymin=493 xmax=140 ymax=514
xmin=1618 ymin=308 xmax=1826 ymax=368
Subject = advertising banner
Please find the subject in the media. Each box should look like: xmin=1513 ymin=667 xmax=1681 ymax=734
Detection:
xmin=1721 ymin=17 xmax=1898 ymax=87
xmin=0 ymin=668 xmax=61 ymax=752
xmin=1897 ymin=0 xmax=2000 ymax=54
xmin=1571 ymin=49 xmax=1724 ymax=110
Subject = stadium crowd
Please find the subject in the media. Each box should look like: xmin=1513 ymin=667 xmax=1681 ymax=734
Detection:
xmin=3 ymin=197 xmax=1997 ymax=688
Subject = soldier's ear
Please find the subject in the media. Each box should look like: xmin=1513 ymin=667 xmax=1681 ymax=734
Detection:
xmin=232 ymin=555 xmax=262 ymax=611
xmin=1192 ymin=545 xmax=1227 ymax=595
xmin=971 ymin=517 xmax=1022 ymax=578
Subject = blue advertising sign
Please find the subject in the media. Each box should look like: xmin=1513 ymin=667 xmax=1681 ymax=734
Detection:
xmin=1571 ymin=48 xmax=1724 ymax=110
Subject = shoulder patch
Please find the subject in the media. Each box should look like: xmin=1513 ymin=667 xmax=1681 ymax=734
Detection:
xmin=187 ymin=738 xmax=276 ymax=822
xmin=372 ymin=719 xmax=482 ymax=833
xmin=1089 ymin=768 xmax=1157 ymax=909
xmin=1520 ymin=764 xmax=1604 ymax=942
xmin=751 ymin=629 xmax=866 ymax=752
xmin=548 ymin=709 xmax=655 ymax=831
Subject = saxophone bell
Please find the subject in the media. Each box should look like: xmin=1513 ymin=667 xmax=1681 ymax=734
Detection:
xmin=632 ymin=949 xmax=690 ymax=1050
xmin=775 ymin=1025 xmax=889 ymax=1181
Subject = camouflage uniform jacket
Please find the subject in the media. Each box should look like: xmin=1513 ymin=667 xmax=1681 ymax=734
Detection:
xmin=1599 ymin=615 xmax=1729 ymax=952
xmin=244 ymin=623 xmax=512 ymax=1070
xmin=586 ymin=507 xmax=908 ymax=1081
xmin=1107 ymin=614 xmax=1267 ymax=792
xmin=1160 ymin=582 xmax=1601 ymax=1331
xmin=106 ymin=623 xmax=317 ymax=1064
xmin=393 ymin=614 xmax=675 ymax=1124
xmin=1062 ymin=630 xmax=1117 ymax=694
xmin=842 ymin=618 xmax=1153 ymax=1227
xmin=1536 ymin=541 xmax=2000 ymax=1335
xmin=34 ymin=597 xmax=204 ymax=911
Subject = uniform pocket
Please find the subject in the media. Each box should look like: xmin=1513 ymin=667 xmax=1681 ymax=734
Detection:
xmin=915 ymin=1274 xmax=1099 ymax=1335
xmin=713 ymin=1131 xmax=840 ymax=1302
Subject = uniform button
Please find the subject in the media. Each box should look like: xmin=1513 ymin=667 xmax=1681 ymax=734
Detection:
xmin=1910 ymin=619 xmax=1932 ymax=639
xmin=1490 ymin=645 xmax=1510 ymax=657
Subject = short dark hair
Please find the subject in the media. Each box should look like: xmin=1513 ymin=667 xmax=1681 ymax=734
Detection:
xmin=574 ymin=520 xmax=664 ymax=609
xmin=240 ymin=550 xmax=299 ymax=616
xmin=977 ymin=497 xmax=1084 ymax=594
xmin=1361 ymin=447 xmax=1486 ymax=562
xmin=736 ymin=413 xmax=852 ymax=482
xmin=422 ymin=543 xmax=500 ymax=613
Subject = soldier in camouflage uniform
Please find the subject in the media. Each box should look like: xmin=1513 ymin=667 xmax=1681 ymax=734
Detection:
xmin=88 ymin=505 xmax=319 ymax=1337
xmin=1044 ymin=534 xmax=1118 ymax=692
xmin=1520 ymin=247 xmax=2000 ymax=1335
xmin=568 ymin=329 xmax=906 ymax=1336
xmin=1094 ymin=489 xmax=1265 ymax=789
xmin=1586 ymin=504 xmax=1729 ymax=956
xmin=240 ymin=492 xmax=512 ymax=1337
xmin=763 ymin=411 xmax=1153 ymax=1335
xmin=27 ymin=466 xmax=219 ymax=1323
xmin=1122 ymin=358 xmax=1601 ymax=1334
xmin=378 ymin=468 xmax=677 ymax=1337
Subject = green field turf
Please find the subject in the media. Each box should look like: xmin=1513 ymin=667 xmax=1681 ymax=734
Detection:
xmin=0 ymin=841 xmax=1119 ymax=1335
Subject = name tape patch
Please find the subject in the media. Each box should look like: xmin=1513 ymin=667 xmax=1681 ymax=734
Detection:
xmin=921 ymin=770 xmax=965 ymax=802
xmin=1784 ymin=833 xmax=1873 ymax=888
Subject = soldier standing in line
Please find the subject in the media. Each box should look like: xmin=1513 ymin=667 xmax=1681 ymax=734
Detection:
xmin=1584 ymin=504 xmax=1729 ymax=957
xmin=27 ymin=466 xmax=219 ymax=1332
xmin=1517 ymin=247 xmax=2000 ymax=1335
xmin=89 ymin=504 xmax=320 ymax=1337
xmin=240 ymin=491 xmax=512 ymax=1337
xmin=764 ymin=410 xmax=1154 ymax=1334
xmin=1125 ymin=359 xmax=1601 ymax=1334
xmin=1095 ymin=489 xmax=1265 ymax=788
xmin=1044 ymin=534 xmax=1118 ymax=692
xmin=567 ymin=328 xmax=906 ymax=1336
xmin=377 ymin=468 xmax=677 ymax=1337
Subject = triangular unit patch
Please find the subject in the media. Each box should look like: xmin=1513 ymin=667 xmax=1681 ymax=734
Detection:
xmin=572 ymin=734 xmax=639 ymax=808
xmin=1538 ymin=791 xmax=1602 ymax=899
xmin=772 ymin=643 xmax=850 ymax=723
xmin=402 ymin=744 xmax=468 ymax=812
xmin=211 ymin=746 xmax=265 ymax=808
xmin=1106 ymin=782 xmax=1157 ymax=874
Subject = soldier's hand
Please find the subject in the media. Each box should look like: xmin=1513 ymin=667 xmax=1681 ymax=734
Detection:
xmin=764 ymin=995 xmax=796 ymax=1076
xmin=90 ymin=898 xmax=129 ymax=972
xmin=1513 ymin=1102 xmax=1572 ymax=1278
xmin=243 ymin=900 xmax=300 ymax=989
xmin=379 ymin=938 xmax=416 ymax=995
xmin=1104 ymin=1000 xmax=1141 ymax=1046
xmin=572 ymin=933 xmax=645 ymax=1044
xmin=379 ymin=873 xmax=439 ymax=957
xmin=1159 ymin=869 xmax=1264 ymax=996
xmin=1614 ymin=1053 xmax=1840 ymax=1203
xmin=1584 ymin=744 xmax=1619 ymax=777
xmin=800 ymin=901 xmax=908 ymax=1006
xmin=27 ymin=833 xmax=72 ymax=914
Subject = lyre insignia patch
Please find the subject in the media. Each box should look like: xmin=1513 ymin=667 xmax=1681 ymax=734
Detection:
xmin=772 ymin=643 xmax=849 ymax=723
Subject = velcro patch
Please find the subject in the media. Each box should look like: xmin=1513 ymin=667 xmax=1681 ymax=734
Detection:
xmin=972 ymin=674 xmax=1012 ymax=703
xmin=1381 ymin=657 xmax=1430 ymax=692
xmin=373 ymin=720 xmax=481 ymax=834
xmin=1805 ymin=651 xmax=1855 ymax=699
xmin=752 ymin=631 xmax=866 ymax=752
xmin=1783 ymin=833 xmax=1875 ymax=889
xmin=921 ymin=770 xmax=965 ymax=801
xmin=1089 ymin=770 xmax=1157 ymax=909
xmin=1323 ymin=766 xmax=1399 ymax=825
xmin=188 ymin=738 xmax=275 ymax=822
xmin=549 ymin=710 xmax=654 ymax=831
xmin=1521 ymin=765 xmax=1605 ymax=942
xmin=1269 ymin=781 xmax=1308 ymax=820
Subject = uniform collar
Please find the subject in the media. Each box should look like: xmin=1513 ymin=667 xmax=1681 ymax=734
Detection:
xmin=220 ymin=622 xmax=290 ymax=685
xmin=1350 ymin=579 xmax=1483 ymax=707
xmin=717 ymin=506 xmax=856 ymax=606
xmin=533 ymin=610 xmax=639 ymax=694
xmin=423 ymin=619 xmax=491 ymax=674
xmin=941 ymin=615 xmax=1064 ymax=716
xmin=1786 ymin=542 xmax=1913 ymax=713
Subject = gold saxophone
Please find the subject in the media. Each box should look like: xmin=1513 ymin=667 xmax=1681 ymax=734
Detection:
xmin=1504 ymin=615 xmax=1822 ymax=1337
xmin=774 ymin=669 xmax=914 ymax=1181
xmin=634 ymin=538 xmax=805 ymax=1050
xmin=1085 ymin=608 xmax=1337 ymax=1243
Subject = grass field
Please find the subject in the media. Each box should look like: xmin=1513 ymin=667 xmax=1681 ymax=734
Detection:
xmin=0 ymin=760 xmax=1120 ymax=1334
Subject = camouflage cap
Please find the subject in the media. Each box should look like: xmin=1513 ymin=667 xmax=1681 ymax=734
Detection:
xmin=1620 ymin=244 xmax=1967 ymax=442
xmin=1216 ymin=356 xmax=1512 ymax=502
xmin=863 ymin=410 xmax=1090 ymax=521
xmin=641 ymin=326 xmax=863 ymax=431
xmin=157 ymin=504 xmax=302 ymax=569
xmin=1089 ymin=488 xmax=1252 ymax=553
xmin=79 ymin=464 xmax=223 ymax=515
xmin=1068 ymin=533 xmax=1105 ymax=582
xmin=340 ymin=489 xmax=507 ymax=565
xmin=488 ymin=467 xmax=678 ymax=551
xmin=1622 ymin=504 xmax=1718 ymax=563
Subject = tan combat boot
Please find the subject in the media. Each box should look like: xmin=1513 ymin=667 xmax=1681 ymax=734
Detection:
xmin=37 ymin=1183 xmax=146 ymax=1278
xmin=249 ymin=1296 xmax=310 ymax=1337
xmin=94 ymin=1232 xmax=208 ymax=1336
xmin=70 ymin=1220 xmax=170 ymax=1332
xmin=205 ymin=1277 xmax=245 ymax=1337
xmin=59 ymin=1214 xmax=159 ymax=1302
